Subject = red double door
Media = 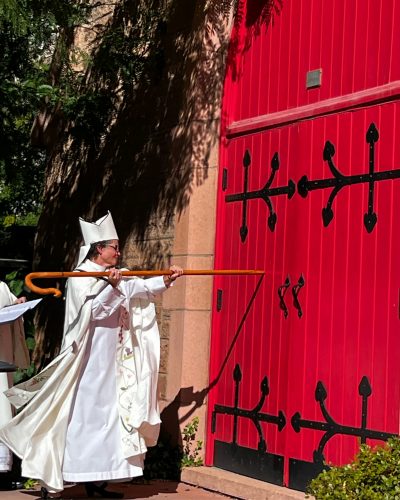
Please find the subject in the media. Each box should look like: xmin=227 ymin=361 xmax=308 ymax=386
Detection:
xmin=206 ymin=104 xmax=400 ymax=490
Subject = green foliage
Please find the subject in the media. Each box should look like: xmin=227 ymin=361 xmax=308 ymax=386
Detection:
xmin=0 ymin=0 xmax=90 ymax=34
xmin=0 ymin=0 xmax=92 ymax=217
xmin=5 ymin=269 xmax=24 ymax=296
xmin=1 ymin=212 xmax=39 ymax=227
xmin=0 ymin=0 xmax=168 ymax=215
xmin=23 ymin=478 xmax=38 ymax=489
xmin=307 ymin=438 xmax=400 ymax=499
xmin=181 ymin=416 xmax=204 ymax=468
xmin=14 ymin=363 xmax=36 ymax=385
xmin=0 ymin=15 xmax=48 ymax=216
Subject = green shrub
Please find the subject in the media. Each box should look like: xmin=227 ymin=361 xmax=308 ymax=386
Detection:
xmin=307 ymin=437 xmax=400 ymax=499
xmin=181 ymin=416 xmax=203 ymax=468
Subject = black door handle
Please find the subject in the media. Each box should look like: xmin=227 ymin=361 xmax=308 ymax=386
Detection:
xmin=292 ymin=274 xmax=305 ymax=318
xmin=278 ymin=275 xmax=291 ymax=318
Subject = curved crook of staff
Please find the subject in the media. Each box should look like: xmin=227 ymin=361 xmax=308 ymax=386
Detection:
xmin=24 ymin=269 xmax=265 ymax=298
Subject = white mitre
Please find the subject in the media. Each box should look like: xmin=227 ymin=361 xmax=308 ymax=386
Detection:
xmin=77 ymin=211 xmax=118 ymax=264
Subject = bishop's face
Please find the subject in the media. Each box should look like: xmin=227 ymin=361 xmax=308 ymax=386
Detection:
xmin=96 ymin=239 xmax=121 ymax=268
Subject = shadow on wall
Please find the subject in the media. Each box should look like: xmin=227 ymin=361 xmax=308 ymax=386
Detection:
xmin=226 ymin=0 xmax=283 ymax=81
xmin=160 ymin=274 xmax=264 ymax=465
xmin=31 ymin=0 xmax=282 ymax=360
xmin=32 ymin=0 xmax=227 ymax=363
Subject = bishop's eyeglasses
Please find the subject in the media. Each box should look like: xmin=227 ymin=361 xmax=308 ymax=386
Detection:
xmin=105 ymin=244 xmax=120 ymax=253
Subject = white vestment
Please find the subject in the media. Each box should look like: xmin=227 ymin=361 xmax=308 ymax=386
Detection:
xmin=0 ymin=282 xmax=29 ymax=472
xmin=0 ymin=261 xmax=166 ymax=491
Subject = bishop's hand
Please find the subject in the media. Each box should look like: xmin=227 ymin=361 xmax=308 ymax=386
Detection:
xmin=108 ymin=267 xmax=122 ymax=288
xmin=164 ymin=265 xmax=183 ymax=287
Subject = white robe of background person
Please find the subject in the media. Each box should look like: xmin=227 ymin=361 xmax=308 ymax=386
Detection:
xmin=0 ymin=260 xmax=167 ymax=492
xmin=0 ymin=282 xmax=30 ymax=473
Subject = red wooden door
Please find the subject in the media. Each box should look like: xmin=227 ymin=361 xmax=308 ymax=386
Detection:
xmin=206 ymin=0 xmax=400 ymax=490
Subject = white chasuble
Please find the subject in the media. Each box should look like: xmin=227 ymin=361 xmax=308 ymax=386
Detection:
xmin=0 ymin=260 xmax=166 ymax=491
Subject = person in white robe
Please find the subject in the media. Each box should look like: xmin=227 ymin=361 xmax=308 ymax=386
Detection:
xmin=0 ymin=211 xmax=182 ymax=498
xmin=0 ymin=282 xmax=29 ymax=477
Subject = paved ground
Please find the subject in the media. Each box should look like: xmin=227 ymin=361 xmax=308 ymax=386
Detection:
xmin=0 ymin=481 xmax=232 ymax=500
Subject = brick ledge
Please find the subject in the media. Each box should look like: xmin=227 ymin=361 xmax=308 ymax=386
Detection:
xmin=181 ymin=467 xmax=312 ymax=500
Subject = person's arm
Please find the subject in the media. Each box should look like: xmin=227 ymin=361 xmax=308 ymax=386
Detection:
xmin=91 ymin=278 xmax=125 ymax=320
xmin=124 ymin=265 xmax=183 ymax=299
xmin=67 ymin=269 xmax=125 ymax=321
xmin=90 ymin=265 xmax=184 ymax=315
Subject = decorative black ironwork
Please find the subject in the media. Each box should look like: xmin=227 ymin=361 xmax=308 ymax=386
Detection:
xmin=212 ymin=364 xmax=286 ymax=452
xmin=291 ymin=376 xmax=397 ymax=465
xmin=226 ymin=150 xmax=295 ymax=242
xmin=288 ymin=457 xmax=329 ymax=492
xmin=278 ymin=275 xmax=291 ymax=318
xmin=213 ymin=440 xmax=284 ymax=486
xmin=298 ymin=123 xmax=400 ymax=233
xmin=292 ymin=274 xmax=305 ymax=318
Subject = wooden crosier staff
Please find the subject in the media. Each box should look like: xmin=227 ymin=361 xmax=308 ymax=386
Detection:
xmin=25 ymin=270 xmax=265 ymax=298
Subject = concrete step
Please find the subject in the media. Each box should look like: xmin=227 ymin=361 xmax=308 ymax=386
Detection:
xmin=181 ymin=467 xmax=312 ymax=500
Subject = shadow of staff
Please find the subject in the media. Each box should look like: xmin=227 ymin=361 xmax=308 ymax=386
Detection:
xmin=159 ymin=275 xmax=265 ymax=450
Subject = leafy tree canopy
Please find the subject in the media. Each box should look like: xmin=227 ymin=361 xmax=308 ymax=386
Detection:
xmin=0 ymin=0 xmax=91 ymax=223
xmin=0 ymin=0 xmax=170 ymax=226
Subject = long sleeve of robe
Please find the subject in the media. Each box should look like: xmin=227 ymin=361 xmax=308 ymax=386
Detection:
xmin=0 ymin=260 xmax=168 ymax=492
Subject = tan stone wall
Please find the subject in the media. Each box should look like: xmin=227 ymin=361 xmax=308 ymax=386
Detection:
xmin=119 ymin=1 xmax=236 ymax=455
xmin=154 ymin=4 xmax=236 ymax=456
xmin=161 ymin=162 xmax=218 ymax=448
